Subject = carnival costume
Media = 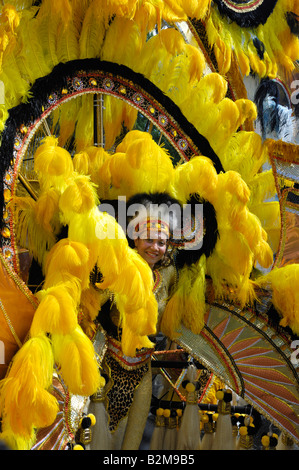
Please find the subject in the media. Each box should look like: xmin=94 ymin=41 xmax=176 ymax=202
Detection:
xmin=0 ymin=0 xmax=298 ymax=451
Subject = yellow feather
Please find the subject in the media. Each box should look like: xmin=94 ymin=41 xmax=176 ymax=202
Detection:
xmin=56 ymin=17 xmax=80 ymax=65
xmin=161 ymin=256 xmax=206 ymax=338
xmin=34 ymin=136 xmax=74 ymax=184
xmin=43 ymin=238 xmax=90 ymax=288
xmin=121 ymin=318 xmax=155 ymax=358
xmin=31 ymin=281 xmax=81 ymax=336
xmin=220 ymin=131 xmax=265 ymax=181
xmin=74 ymin=94 xmax=94 ymax=151
xmin=35 ymin=187 xmax=61 ymax=233
xmin=51 ymin=325 xmax=103 ymax=396
xmin=72 ymin=150 xmax=90 ymax=175
xmin=9 ymin=196 xmax=57 ymax=266
xmin=101 ymin=16 xmax=143 ymax=67
xmin=79 ymin=1 xmax=106 ymax=59
xmin=34 ymin=0 xmax=60 ymax=70
xmin=215 ymin=229 xmax=253 ymax=277
xmin=171 ymin=156 xmax=218 ymax=204
xmin=59 ymin=174 xmax=99 ymax=221
xmin=55 ymin=99 xmax=81 ymax=148
xmin=180 ymin=0 xmax=211 ymax=19
xmin=0 ymin=335 xmax=58 ymax=439
xmin=256 ymin=264 xmax=299 ymax=335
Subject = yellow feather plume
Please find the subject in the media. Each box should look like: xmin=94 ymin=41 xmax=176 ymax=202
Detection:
xmin=0 ymin=335 xmax=58 ymax=440
xmin=74 ymin=94 xmax=94 ymax=151
xmin=34 ymin=0 xmax=60 ymax=70
xmin=220 ymin=131 xmax=266 ymax=181
xmin=79 ymin=1 xmax=106 ymax=59
xmin=256 ymin=264 xmax=299 ymax=335
xmin=55 ymin=99 xmax=81 ymax=148
xmin=206 ymin=251 xmax=257 ymax=306
xmin=34 ymin=188 xmax=61 ymax=233
xmin=161 ymin=255 xmax=206 ymax=339
xmin=120 ymin=318 xmax=155 ymax=358
xmin=171 ymin=156 xmax=218 ymax=204
xmin=34 ymin=136 xmax=74 ymax=189
xmin=9 ymin=196 xmax=57 ymax=266
xmin=59 ymin=174 xmax=99 ymax=223
xmin=232 ymin=208 xmax=273 ymax=268
xmin=99 ymin=130 xmax=175 ymax=198
xmin=43 ymin=238 xmax=90 ymax=288
xmin=51 ymin=325 xmax=103 ymax=396
xmin=101 ymin=16 xmax=143 ymax=67
xmin=31 ymin=281 xmax=81 ymax=336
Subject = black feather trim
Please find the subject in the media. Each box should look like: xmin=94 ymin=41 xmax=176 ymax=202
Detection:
xmin=214 ymin=0 xmax=278 ymax=28
xmin=174 ymin=195 xmax=219 ymax=269
xmin=252 ymin=37 xmax=265 ymax=60
xmin=286 ymin=11 xmax=299 ymax=36
xmin=254 ymin=78 xmax=279 ymax=137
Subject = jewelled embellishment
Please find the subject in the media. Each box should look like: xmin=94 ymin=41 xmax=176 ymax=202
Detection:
xmin=14 ymin=138 xmax=21 ymax=149
xmin=2 ymin=246 xmax=13 ymax=260
xmin=178 ymin=138 xmax=188 ymax=150
xmin=103 ymin=78 xmax=114 ymax=90
xmin=48 ymin=93 xmax=58 ymax=105
xmin=4 ymin=172 xmax=12 ymax=183
xmin=89 ymin=78 xmax=97 ymax=87
xmin=1 ymin=227 xmax=10 ymax=238
xmin=73 ymin=77 xmax=83 ymax=91
xmin=20 ymin=124 xmax=27 ymax=134
xmin=158 ymin=114 xmax=168 ymax=127
xmin=119 ymin=85 xmax=127 ymax=95
xmin=133 ymin=92 xmax=144 ymax=105
xmin=3 ymin=188 xmax=11 ymax=202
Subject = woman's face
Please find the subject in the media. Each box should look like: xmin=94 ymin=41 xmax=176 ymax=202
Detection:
xmin=134 ymin=235 xmax=167 ymax=269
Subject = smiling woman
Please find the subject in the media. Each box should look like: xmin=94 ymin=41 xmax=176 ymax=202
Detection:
xmin=134 ymin=237 xmax=168 ymax=269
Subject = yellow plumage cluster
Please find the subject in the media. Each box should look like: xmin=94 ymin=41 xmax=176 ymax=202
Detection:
xmin=256 ymin=264 xmax=299 ymax=335
xmin=204 ymin=0 xmax=299 ymax=78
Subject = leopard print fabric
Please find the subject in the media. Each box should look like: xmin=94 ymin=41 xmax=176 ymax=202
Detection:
xmin=104 ymin=353 xmax=149 ymax=432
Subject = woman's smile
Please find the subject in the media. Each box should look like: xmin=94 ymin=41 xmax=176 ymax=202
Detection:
xmin=134 ymin=235 xmax=168 ymax=268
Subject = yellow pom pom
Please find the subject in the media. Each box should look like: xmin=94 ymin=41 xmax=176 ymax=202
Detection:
xmin=239 ymin=426 xmax=248 ymax=436
xmin=201 ymin=414 xmax=209 ymax=424
xmin=216 ymin=390 xmax=224 ymax=401
xmin=176 ymin=409 xmax=183 ymax=417
xmin=261 ymin=435 xmax=270 ymax=447
xmin=156 ymin=408 xmax=164 ymax=416
xmin=73 ymin=444 xmax=84 ymax=450
xmin=186 ymin=382 xmax=195 ymax=393
xmin=212 ymin=413 xmax=218 ymax=422
xmin=163 ymin=409 xmax=171 ymax=418
xmin=87 ymin=413 xmax=96 ymax=427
